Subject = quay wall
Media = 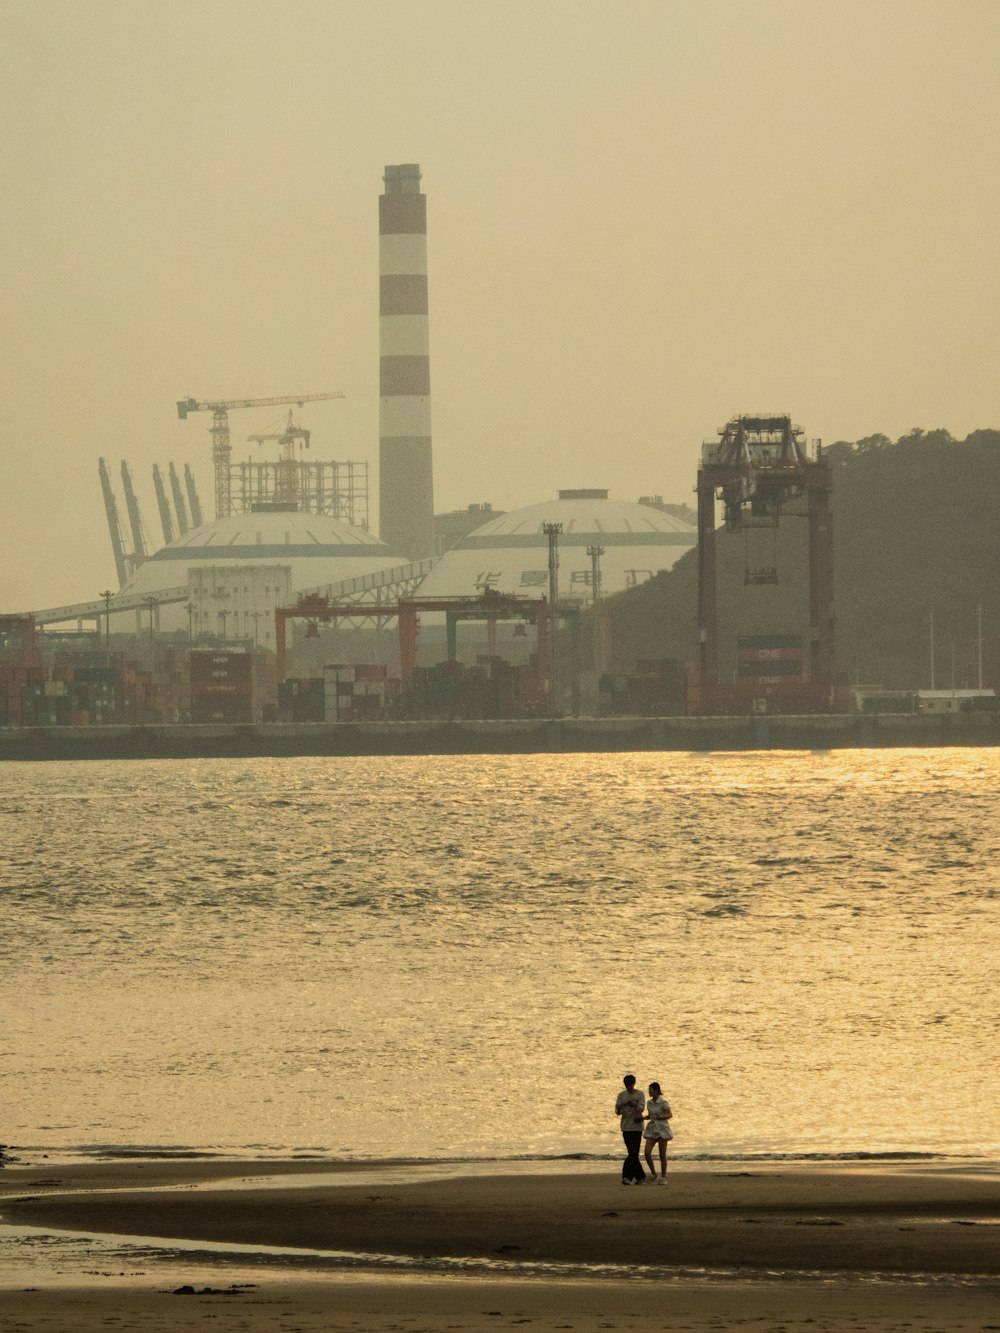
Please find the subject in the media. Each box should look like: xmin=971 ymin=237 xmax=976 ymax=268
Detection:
xmin=0 ymin=712 xmax=998 ymax=760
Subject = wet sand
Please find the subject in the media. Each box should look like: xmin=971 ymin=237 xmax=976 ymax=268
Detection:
xmin=1 ymin=1159 xmax=998 ymax=1330
xmin=4 ymin=1275 xmax=999 ymax=1333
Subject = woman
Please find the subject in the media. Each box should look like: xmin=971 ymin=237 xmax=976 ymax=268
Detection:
xmin=643 ymin=1081 xmax=673 ymax=1182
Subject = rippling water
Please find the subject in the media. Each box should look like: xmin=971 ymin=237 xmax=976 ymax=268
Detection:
xmin=2 ymin=750 xmax=998 ymax=1162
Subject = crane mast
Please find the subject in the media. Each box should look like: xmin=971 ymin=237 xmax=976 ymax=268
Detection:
xmin=169 ymin=462 xmax=190 ymax=535
xmin=98 ymin=458 xmax=129 ymax=589
xmin=184 ymin=464 xmax=204 ymax=528
xmin=176 ymin=393 xmax=345 ymax=519
xmin=152 ymin=464 xmax=175 ymax=546
xmin=120 ymin=460 xmax=149 ymax=567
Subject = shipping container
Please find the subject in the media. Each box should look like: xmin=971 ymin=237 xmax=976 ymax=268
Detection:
xmin=860 ymin=692 xmax=916 ymax=714
xmin=634 ymin=658 xmax=687 ymax=684
xmin=189 ymin=651 xmax=253 ymax=685
xmin=190 ymin=695 xmax=253 ymax=723
xmin=737 ymin=660 xmax=804 ymax=679
xmin=736 ymin=634 xmax=803 ymax=650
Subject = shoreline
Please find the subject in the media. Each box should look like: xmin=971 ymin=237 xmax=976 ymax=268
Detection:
xmin=4 ymin=1156 xmax=999 ymax=1272
xmin=2 ymin=1159 xmax=998 ymax=1331
xmin=1 ymin=710 xmax=998 ymax=760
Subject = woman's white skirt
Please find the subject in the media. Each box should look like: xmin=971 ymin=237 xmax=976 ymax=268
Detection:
xmin=643 ymin=1122 xmax=673 ymax=1141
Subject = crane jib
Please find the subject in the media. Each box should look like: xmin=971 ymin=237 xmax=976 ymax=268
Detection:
xmin=177 ymin=392 xmax=345 ymax=420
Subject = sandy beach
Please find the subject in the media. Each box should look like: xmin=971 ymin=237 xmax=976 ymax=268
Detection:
xmin=1 ymin=1158 xmax=998 ymax=1330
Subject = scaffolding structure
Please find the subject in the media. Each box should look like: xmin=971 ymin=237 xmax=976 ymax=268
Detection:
xmin=228 ymin=458 xmax=369 ymax=528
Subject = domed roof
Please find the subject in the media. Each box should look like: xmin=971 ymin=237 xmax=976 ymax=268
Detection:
xmin=120 ymin=509 xmax=401 ymax=599
xmin=468 ymin=491 xmax=696 ymax=539
xmin=417 ymin=491 xmax=696 ymax=601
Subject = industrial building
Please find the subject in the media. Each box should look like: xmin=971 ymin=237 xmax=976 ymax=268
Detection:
xmin=116 ymin=511 xmax=402 ymax=643
xmin=11 ymin=163 xmax=705 ymax=725
xmin=416 ymin=490 xmax=696 ymax=602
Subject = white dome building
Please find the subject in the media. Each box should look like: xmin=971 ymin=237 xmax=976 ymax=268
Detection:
xmin=416 ymin=490 xmax=696 ymax=602
xmin=118 ymin=510 xmax=402 ymax=644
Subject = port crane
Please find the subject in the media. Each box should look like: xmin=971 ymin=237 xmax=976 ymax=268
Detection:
xmin=696 ymin=413 xmax=833 ymax=697
xmin=176 ymin=392 xmax=345 ymax=519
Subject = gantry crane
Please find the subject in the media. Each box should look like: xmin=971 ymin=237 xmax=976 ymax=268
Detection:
xmin=176 ymin=393 xmax=345 ymax=519
xmin=696 ymin=413 xmax=833 ymax=696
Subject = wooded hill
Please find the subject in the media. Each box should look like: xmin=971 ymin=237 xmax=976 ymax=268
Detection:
xmin=598 ymin=429 xmax=1000 ymax=690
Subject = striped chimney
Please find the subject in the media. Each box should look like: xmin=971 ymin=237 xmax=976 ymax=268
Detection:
xmin=379 ymin=163 xmax=434 ymax=560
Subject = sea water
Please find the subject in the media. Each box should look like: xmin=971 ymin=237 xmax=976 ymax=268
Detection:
xmin=2 ymin=749 xmax=998 ymax=1164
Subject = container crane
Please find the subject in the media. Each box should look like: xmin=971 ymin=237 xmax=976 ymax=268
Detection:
xmin=696 ymin=413 xmax=833 ymax=699
xmin=98 ymin=458 xmax=129 ymax=589
xmin=169 ymin=462 xmax=190 ymax=535
xmin=152 ymin=464 xmax=175 ymax=546
xmin=120 ymin=460 xmax=150 ymax=568
xmin=184 ymin=464 xmax=204 ymax=528
xmin=176 ymin=392 xmax=345 ymax=519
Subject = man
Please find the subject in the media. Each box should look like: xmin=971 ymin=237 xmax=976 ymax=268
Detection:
xmin=614 ymin=1073 xmax=646 ymax=1184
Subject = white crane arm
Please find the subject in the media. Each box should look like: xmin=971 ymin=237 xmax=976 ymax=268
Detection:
xmin=177 ymin=392 xmax=344 ymax=420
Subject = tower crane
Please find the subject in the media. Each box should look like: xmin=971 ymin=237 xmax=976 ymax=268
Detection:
xmin=176 ymin=392 xmax=345 ymax=519
xmin=247 ymin=410 xmax=313 ymax=509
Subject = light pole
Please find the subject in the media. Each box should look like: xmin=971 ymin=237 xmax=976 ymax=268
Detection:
xmin=185 ymin=601 xmax=195 ymax=643
xmin=251 ymin=610 xmax=262 ymax=648
xmin=145 ymin=597 xmax=157 ymax=652
xmin=218 ymin=608 xmax=230 ymax=640
xmin=586 ymin=544 xmax=604 ymax=605
xmin=929 ymin=611 xmax=936 ymax=690
xmin=100 ymin=590 xmax=113 ymax=656
xmin=586 ymin=545 xmax=605 ymax=679
xmin=977 ymin=604 xmax=984 ymax=690
xmin=543 ymin=522 xmax=562 ymax=715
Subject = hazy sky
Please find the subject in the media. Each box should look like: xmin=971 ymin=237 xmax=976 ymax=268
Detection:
xmin=2 ymin=0 xmax=999 ymax=609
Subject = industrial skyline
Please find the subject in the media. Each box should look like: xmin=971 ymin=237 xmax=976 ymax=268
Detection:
xmin=2 ymin=1 xmax=1000 ymax=611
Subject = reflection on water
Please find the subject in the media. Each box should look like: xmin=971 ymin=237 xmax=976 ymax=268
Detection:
xmin=2 ymin=750 xmax=998 ymax=1159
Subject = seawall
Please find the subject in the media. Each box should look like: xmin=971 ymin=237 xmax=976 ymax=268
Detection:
xmin=0 ymin=712 xmax=998 ymax=760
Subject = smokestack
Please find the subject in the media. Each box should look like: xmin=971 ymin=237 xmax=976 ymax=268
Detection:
xmin=379 ymin=163 xmax=434 ymax=559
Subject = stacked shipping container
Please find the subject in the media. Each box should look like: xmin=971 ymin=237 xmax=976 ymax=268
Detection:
xmin=409 ymin=658 xmax=540 ymax=719
xmin=324 ymin=664 xmax=395 ymax=723
xmin=598 ymin=658 xmax=688 ymax=716
xmin=277 ymin=678 xmax=325 ymax=722
xmin=189 ymin=652 xmax=254 ymax=724
xmin=736 ymin=634 xmax=804 ymax=683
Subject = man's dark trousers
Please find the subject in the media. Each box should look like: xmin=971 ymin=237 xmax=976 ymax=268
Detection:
xmin=621 ymin=1130 xmax=646 ymax=1182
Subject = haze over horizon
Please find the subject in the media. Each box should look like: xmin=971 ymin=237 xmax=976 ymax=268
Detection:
xmin=2 ymin=0 xmax=999 ymax=610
